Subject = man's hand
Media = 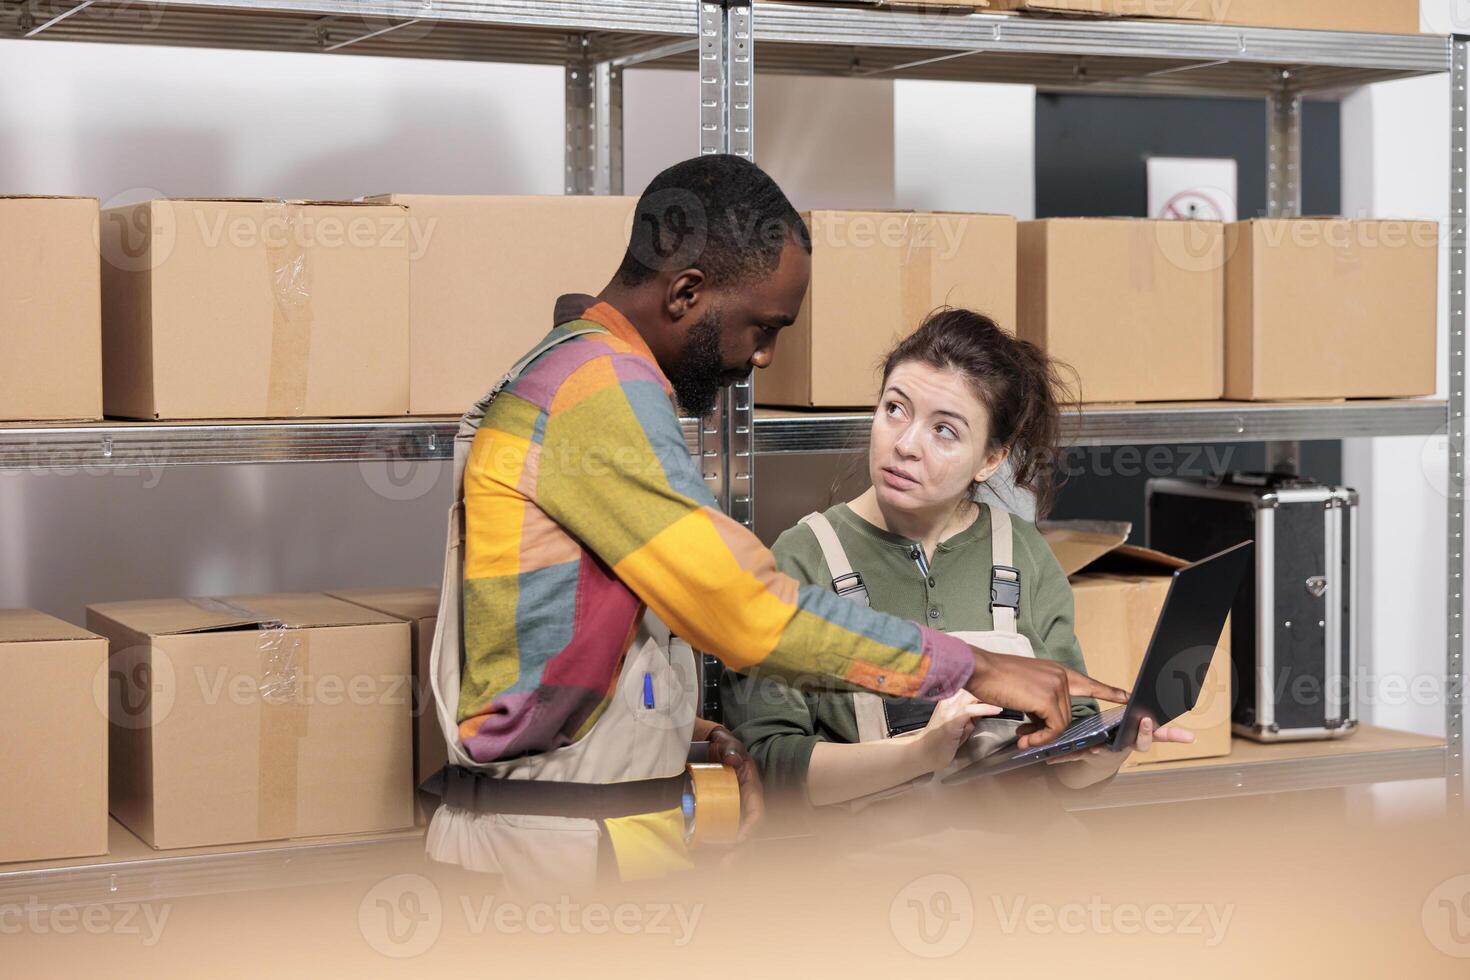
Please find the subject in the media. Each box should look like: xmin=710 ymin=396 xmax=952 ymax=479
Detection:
xmin=963 ymin=647 xmax=1129 ymax=749
xmin=706 ymin=725 xmax=765 ymax=843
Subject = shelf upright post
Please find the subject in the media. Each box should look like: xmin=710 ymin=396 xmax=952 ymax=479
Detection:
xmin=1264 ymin=78 xmax=1304 ymax=477
xmin=697 ymin=0 xmax=754 ymax=721
xmin=565 ymin=39 xmax=624 ymax=195
xmin=1449 ymin=36 xmax=1467 ymax=817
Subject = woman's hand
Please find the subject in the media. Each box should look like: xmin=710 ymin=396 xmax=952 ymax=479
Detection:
xmin=914 ymin=690 xmax=1005 ymax=774
xmin=1044 ymin=716 xmax=1195 ymax=766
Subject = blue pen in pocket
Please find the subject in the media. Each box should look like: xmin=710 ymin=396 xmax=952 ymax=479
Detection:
xmin=642 ymin=671 xmax=655 ymax=709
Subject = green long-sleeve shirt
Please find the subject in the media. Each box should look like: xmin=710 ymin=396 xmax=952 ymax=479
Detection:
xmin=720 ymin=502 xmax=1096 ymax=803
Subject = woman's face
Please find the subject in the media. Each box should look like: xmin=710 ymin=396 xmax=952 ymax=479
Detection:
xmin=868 ymin=360 xmax=1009 ymax=516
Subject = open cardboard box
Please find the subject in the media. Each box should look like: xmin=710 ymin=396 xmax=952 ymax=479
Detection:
xmin=326 ymin=586 xmax=442 ymax=825
xmin=1043 ymin=520 xmax=1232 ymax=768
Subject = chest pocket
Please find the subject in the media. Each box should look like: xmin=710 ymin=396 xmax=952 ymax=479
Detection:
xmin=799 ymin=504 xmax=1036 ymax=775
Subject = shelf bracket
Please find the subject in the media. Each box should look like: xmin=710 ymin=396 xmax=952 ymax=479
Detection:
xmin=1263 ymin=79 xmax=1303 ymax=479
xmin=697 ymin=0 xmax=755 ymax=723
xmin=1448 ymin=36 xmax=1467 ymax=817
xmin=565 ymin=46 xmax=623 ymax=196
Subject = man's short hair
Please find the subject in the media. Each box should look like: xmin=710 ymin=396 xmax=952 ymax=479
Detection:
xmin=615 ymin=154 xmax=811 ymax=289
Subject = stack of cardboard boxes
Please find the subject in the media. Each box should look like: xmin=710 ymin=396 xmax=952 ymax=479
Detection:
xmin=755 ymin=212 xmax=1437 ymax=409
xmin=3 ymin=588 xmax=446 ymax=864
xmin=1 ymin=193 xmax=1439 ymax=420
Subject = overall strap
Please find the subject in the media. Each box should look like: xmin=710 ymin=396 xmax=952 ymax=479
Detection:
xmin=451 ymin=326 xmax=606 ymax=508
xmin=799 ymin=512 xmax=884 ymax=741
xmin=987 ymin=503 xmax=1021 ymax=634
xmin=799 ymin=512 xmax=870 ymax=607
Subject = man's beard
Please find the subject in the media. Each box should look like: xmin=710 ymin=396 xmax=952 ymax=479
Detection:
xmin=667 ymin=308 xmax=747 ymax=418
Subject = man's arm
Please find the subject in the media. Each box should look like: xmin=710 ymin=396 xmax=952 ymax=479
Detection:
xmin=530 ymin=351 xmax=971 ymax=700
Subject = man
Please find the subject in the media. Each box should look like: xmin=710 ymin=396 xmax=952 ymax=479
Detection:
xmin=425 ymin=155 xmax=1126 ymax=884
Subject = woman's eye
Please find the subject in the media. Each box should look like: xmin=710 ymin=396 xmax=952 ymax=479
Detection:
xmin=885 ymin=402 xmax=903 ymax=418
xmin=935 ymin=424 xmax=957 ymax=440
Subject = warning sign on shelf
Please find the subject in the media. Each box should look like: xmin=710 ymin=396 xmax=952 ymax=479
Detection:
xmin=1147 ymin=157 xmax=1238 ymax=223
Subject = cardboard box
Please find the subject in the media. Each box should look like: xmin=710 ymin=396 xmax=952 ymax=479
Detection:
xmin=326 ymin=587 xmax=442 ymax=824
xmin=1018 ymin=218 xmax=1223 ymax=403
xmin=370 ymin=195 xmax=635 ymax=415
xmin=1224 ymin=219 xmax=1437 ymax=400
xmin=757 ymin=210 xmax=1018 ymax=408
xmin=98 ymin=199 xmax=410 ymax=419
xmin=987 ymin=0 xmax=1213 ymax=19
xmin=0 ymin=610 xmax=109 ymax=863
xmin=0 ymin=197 xmax=102 ymax=422
xmin=1043 ymin=521 xmax=1232 ymax=768
xmin=1214 ymin=0 xmax=1421 ymax=34
xmin=86 ymin=593 xmax=414 ymax=849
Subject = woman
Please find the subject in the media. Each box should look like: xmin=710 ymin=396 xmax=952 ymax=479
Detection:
xmin=722 ymin=308 xmax=1192 ymax=808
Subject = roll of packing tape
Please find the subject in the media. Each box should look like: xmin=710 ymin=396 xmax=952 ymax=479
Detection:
xmin=686 ymin=763 xmax=741 ymax=847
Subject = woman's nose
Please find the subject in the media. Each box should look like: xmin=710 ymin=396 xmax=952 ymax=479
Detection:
xmin=894 ymin=425 xmax=922 ymax=457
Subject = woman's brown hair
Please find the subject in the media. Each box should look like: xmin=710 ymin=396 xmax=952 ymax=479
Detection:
xmin=878 ymin=308 xmax=1076 ymax=518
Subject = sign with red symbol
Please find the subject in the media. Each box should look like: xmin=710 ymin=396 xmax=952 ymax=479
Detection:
xmin=1147 ymin=157 xmax=1238 ymax=223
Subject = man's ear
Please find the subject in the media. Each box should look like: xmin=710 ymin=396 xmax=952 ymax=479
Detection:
xmin=665 ymin=268 xmax=705 ymax=322
xmin=975 ymin=446 xmax=1010 ymax=484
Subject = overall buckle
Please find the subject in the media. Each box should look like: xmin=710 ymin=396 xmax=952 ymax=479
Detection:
xmin=990 ymin=565 xmax=1021 ymax=611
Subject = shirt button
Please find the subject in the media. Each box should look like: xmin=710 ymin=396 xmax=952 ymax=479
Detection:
xmin=928 ymin=608 xmax=940 ymax=620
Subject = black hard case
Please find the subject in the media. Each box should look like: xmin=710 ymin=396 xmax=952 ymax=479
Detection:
xmin=1146 ymin=474 xmax=1358 ymax=742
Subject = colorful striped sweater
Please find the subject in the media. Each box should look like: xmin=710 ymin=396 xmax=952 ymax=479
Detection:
xmin=457 ymin=295 xmax=975 ymax=763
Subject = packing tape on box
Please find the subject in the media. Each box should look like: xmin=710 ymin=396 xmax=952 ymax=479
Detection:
xmin=1130 ymin=221 xmax=1157 ymax=293
xmin=686 ymin=763 xmax=740 ymax=847
xmin=187 ymin=596 xmax=305 ymax=839
xmin=899 ymin=213 xmax=936 ymax=330
xmin=263 ymin=202 xmax=314 ymax=417
xmin=256 ymin=629 xmax=307 ymax=840
xmin=1330 ymin=221 xmax=1363 ymax=279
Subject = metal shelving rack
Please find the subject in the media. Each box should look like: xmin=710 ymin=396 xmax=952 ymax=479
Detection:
xmin=731 ymin=1 xmax=1464 ymax=811
xmin=0 ymin=0 xmax=1463 ymax=894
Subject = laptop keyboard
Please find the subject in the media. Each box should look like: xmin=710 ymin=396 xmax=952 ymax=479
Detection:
xmin=1013 ymin=705 xmax=1126 ymax=759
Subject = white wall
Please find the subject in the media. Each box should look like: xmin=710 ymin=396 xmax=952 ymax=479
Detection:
xmin=895 ymin=80 xmax=1036 ymax=220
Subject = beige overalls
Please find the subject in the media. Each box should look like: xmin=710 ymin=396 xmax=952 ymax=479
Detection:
xmin=799 ymin=501 xmax=1036 ymax=800
xmin=423 ymin=328 xmax=704 ymax=889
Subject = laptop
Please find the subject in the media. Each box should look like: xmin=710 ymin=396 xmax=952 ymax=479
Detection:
xmin=942 ymin=539 xmax=1252 ymax=785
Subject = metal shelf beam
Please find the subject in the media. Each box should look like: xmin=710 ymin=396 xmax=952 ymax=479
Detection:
xmin=755 ymin=399 xmax=1449 ymax=455
xmin=1 ymin=0 xmax=698 ymax=66
xmin=0 ymin=401 xmax=1443 ymax=470
xmin=747 ymin=2 xmax=1449 ymax=95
